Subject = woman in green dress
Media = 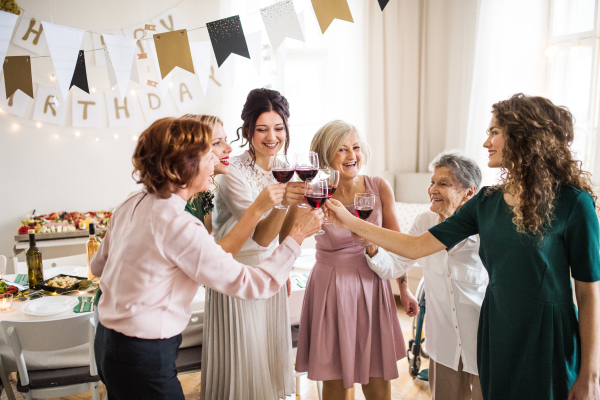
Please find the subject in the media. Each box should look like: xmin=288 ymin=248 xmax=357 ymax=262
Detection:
xmin=325 ymin=94 xmax=600 ymax=400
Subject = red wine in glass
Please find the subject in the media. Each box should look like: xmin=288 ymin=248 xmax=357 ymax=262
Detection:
xmin=355 ymin=206 xmax=374 ymax=220
xmin=272 ymin=169 xmax=295 ymax=183
xmin=296 ymin=167 xmax=319 ymax=182
xmin=326 ymin=186 xmax=337 ymax=197
xmin=304 ymin=195 xmax=327 ymax=209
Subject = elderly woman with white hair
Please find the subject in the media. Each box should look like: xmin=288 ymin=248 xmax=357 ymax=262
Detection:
xmin=282 ymin=120 xmax=414 ymax=400
xmin=363 ymin=151 xmax=486 ymax=400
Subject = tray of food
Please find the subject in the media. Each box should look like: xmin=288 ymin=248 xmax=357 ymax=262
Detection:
xmin=34 ymin=275 xmax=82 ymax=293
xmin=15 ymin=211 xmax=112 ymax=242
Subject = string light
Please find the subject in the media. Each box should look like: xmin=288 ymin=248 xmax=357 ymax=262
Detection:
xmin=114 ymin=134 xmax=119 ymax=139
xmin=12 ymin=123 xmax=18 ymax=129
xmin=50 ymin=73 xmax=55 ymax=81
xmin=75 ymin=131 xmax=80 ymax=137
xmin=54 ymin=134 xmax=58 ymax=138
xmin=169 ymin=82 xmax=173 ymax=88
xmin=91 ymin=87 xmax=96 ymax=92
xmin=96 ymin=138 xmax=99 ymax=141
xmin=36 ymin=122 xmax=41 ymax=128
xmin=133 ymin=135 xmax=138 ymax=141
xmin=130 ymin=90 xmax=136 ymax=96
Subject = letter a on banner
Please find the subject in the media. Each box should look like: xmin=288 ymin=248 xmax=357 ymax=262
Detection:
xmin=260 ymin=0 xmax=304 ymax=51
xmin=310 ymin=0 xmax=354 ymax=34
xmin=206 ymin=16 xmax=250 ymax=67
xmin=42 ymin=21 xmax=85 ymax=100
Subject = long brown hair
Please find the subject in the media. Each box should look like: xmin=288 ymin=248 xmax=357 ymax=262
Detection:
xmin=132 ymin=117 xmax=212 ymax=198
xmin=490 ymin=93 xmax=596 ymax=236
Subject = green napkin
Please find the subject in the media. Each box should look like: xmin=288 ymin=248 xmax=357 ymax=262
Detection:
xmin=73 ymin=296 xmax=94 ymax=313
xmin=14 ymin=274 xmax=28 ymax=286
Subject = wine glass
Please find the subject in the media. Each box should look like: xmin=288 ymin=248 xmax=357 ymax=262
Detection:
xmin=353 ymin=193 xmax=375 ymax=246
xmin=304 ymin=179 xmax=327 ymax=235
xmin=295 ymin=152 xmax=319 ymax=208
xmin=319 ymin=169 xmax=340 ymax=224
xmin=270 ymin=155 xmax=295 ymax=209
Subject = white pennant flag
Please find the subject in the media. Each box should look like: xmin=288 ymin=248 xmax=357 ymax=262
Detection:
xmin=189 ymin=41 xmax=211 ymax=96
xmin=260 ymin=0 xmax=304 ymax=51
xmin=130 ymin=53 xmax=140 ymax=84
xmin=102 ymin=33 xmax=137 ymax=100
xmin=41 ymin=22 xmax=85 ymax=100
xmin=246 ymin=31 xmax=263 ymax=77
xmin=0 ymin=11 xmax=18 ymax=67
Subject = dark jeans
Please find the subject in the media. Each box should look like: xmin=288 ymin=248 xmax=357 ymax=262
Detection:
xmin=95 ymin=322 xmax=184 ymax=400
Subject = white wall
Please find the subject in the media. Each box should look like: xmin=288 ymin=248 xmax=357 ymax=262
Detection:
xmin=0 ymin=0 xmax=224 ymax=259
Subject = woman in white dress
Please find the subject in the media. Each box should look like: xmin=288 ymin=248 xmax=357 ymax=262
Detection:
xmin=201 ymin=89 xmax=305 ymax=400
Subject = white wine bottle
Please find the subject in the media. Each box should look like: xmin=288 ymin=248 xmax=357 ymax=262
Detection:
xmin=86 ymin=223 xmax=99 ymax=280
xmin=26 ymin=229 xmax=44 ymax=288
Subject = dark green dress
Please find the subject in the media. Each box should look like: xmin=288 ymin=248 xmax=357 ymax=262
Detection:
xmin=185 ymin=196 xmax=207 ymax=224
xmin=429 ymin=186 xmax=600 ymax=400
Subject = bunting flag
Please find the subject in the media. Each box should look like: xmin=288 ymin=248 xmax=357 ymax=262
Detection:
xmin=102 ymin=33 xmax=137 ymax=100
xmin=72 ymin=89 xmax=103 ymax=127
xmin=12 ymin=12 xmax=47 ymax=55
xmin=207 ymin=16 xmax=250 ymax=67
xmin=260 ymin=0 xmax=304 ymax=51
xmin=246 ymin=31 xmax=263 ymax=76
xmin=69 ymin=50 xmax=89 ymax=94
xmin=4 ymin=56 xmax=33 ymax=99
xmin=153 ymin=29 xmax=195 ymax=78
xmin=105 ymin=91 xmax=137 ymax=127
xmin=145 ymin=24 xmax=156 ymax=31
xmin=377 ymin=0 xmax=390 ymax=11
xmin=42 ymin=21 xmax=85 ymax=100
xmin=189 ymin=41 xmax=211 ymax=96
xmin=152 ymin=8 xmax=185 ymax=34
xmin=130 ymin=54 xmax=140 ymax=84
xmin=310 ymin=0 xmax=354 ymax=34
xmin=0 ymin=11 xmax=18 ymax=67
xmin=33 ymin=85 xmax=67 ymax=125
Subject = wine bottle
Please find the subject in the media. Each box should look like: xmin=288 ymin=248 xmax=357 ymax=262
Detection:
xmin=26 ymin=229 xmax=44 ymax=289
xmin=86 ymin=223 xmax=99 ymax=280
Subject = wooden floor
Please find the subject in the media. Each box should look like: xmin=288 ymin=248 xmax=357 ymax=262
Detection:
xmin=1 ymin=298 xmax=430 ymax=400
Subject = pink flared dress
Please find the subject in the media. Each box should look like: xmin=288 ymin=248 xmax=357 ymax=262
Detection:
xmin=295 ymin=175 xmax=406 ymax=389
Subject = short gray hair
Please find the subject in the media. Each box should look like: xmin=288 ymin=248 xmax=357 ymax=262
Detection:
xmin=310 ymin=120 xmax=371 ymax=171
xmin=429 ymin=151 xmax=482 ymax=191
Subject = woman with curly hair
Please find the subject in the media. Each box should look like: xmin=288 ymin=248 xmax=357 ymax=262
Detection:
xmin=325 ymin=94 xmax=600 ymax=400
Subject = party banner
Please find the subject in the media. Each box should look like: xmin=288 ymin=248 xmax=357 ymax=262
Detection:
xmin=130 ymin=54 xmax=140 ymax=84
xmin=105 ymin=91 xmax=137 ymax=127
xmin=137 ymin=85 xmax=170 ymax=122
xmin=102 ymin=33 xmax=137 ymax=100
xmin=0 ymin=11 xmax=18 ymax=67
xmin=207 ymin=16 xmax=250 ymax=67
xmin=0 ymin=75 xmax=33 ymax=117
xmin=260 ymin=0 xmax=304 ymax=51
xmin=153 ymin=29 xmax=195 ymax=78
xmin=72 ymin=89 xmax=103 ymax=128
xmin=310 ymin=0 xmax=354 ymax=34
xmin=42 ymin=21 xmax=86 ymax=100
xmin=12 ymin=12 xmax=47 ymax=55
xmin=70 ymin=50 xmax=89 ymax=94
xmin=168 ymin=73 xmax=202 ymax=112
xmin=33 ymin=85 xmax=67 ymax=125
xmin=91 ymin=29 xmax=122 ymax=67
xmin=153 ymin=8 xmax=185 ymax=34
xmin=246 ymin=31 xmax=263 ymax=76
xmin=4 ymin=56 xmax=33 ymax=99
xmin=189 ymin=41 xmax=211 ymax=96
xmin=122 ymin=23 xmax=149 ymax=59
xmin=377 ymin=0 xmax=390 ymax=11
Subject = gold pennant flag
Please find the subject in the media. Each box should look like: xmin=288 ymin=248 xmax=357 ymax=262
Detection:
xmin=137 ymin=53 xmax=148 ymax=59
xmin=153 ymin=29 xmax=195 ymax=79
xmin=145 ymin=24 xmax=157 ymax=31
xmin=4 ymin=56 xmax=34 ymax=99
xmin=310 ymin=0 xmax=354 ymax=34
xmin=147 ymin=80 xmax=158 ymax=87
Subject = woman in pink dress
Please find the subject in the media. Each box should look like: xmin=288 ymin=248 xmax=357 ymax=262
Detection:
xmin=289 ymin=120 xmax=416 ymax=399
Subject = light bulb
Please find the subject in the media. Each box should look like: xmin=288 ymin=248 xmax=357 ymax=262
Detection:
xmin=36 ymin=122 xmax=41 ymax=128
xmin=133 ymin=135 xmax=138 ymax=141
xmin=91 ymin=87 xmax=96 ymax=92
xmin=114 ymin=134 xmax=119 ymax=139
xmin=75 ymin=131 xmax=81 ymax=137
xmin=96 ymin=138 xmax=99 ymax=142
xmin=55 ymin=134 xmax=58 ymax=138
xmin=544 ymin=46 xmax=556 ymax=58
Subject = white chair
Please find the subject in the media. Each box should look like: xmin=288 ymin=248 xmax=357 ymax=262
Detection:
xmin=12 ymin=254 xmax=87 ymax=277
xmin=175 ymin=310 xmax=204 ymax=375
xmin=0 ymin=313 xmax=100 ymax=400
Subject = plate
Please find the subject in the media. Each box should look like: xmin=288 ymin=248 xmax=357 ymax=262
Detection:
xmin=21 ymin=296 xmax=79 ymax=316
xmin=35 ymin=274 xmax=82 ymax=293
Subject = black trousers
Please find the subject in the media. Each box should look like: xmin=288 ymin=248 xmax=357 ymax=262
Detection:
xmin=95 ymin=322 xmax=184 ymax=400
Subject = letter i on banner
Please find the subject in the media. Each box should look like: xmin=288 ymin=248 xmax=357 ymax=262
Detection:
xmin=105 ymin=91 xmax=137 ymax=127
xmin=12 ymin=12 xmax=47 ymax=55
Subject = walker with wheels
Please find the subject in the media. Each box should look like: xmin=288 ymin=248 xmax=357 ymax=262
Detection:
xmin=406 ymin=276 xmax=429 ymax=381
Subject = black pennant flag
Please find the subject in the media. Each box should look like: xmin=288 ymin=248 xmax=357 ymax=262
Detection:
xmin=378 ymin=0 xmax=390 ymax=11
xmin=206 ymin=16 xmax=250 ymax=67
xmin=70 ymin=50 xmax=89 ymax=94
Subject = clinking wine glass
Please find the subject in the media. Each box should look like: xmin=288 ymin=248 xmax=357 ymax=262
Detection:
xmin=270 ymin=155 xmax=295 ymax=209
xmin=304 ymin=179 xmax=327 ymax=235
xmin=295 ymin=151 xmax=320 ymax=209
xmin=353 ymin=193 xmax=375 ymax=246
xmin=319 ymin=169 xmax=340 ymax=224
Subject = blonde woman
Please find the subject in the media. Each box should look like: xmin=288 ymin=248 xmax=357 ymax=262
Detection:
xmin=283 ymin=120 xmax=414 ymax=400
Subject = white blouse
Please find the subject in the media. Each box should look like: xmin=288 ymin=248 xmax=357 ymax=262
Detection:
xmin=213 ymin=151 xmax=279 ymax=255
xmin=365 ymin=210 xmax=488 ymax=375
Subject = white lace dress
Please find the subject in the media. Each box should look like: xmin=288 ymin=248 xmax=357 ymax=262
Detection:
xmin=201 ymin=150 xmax=294 ymax=400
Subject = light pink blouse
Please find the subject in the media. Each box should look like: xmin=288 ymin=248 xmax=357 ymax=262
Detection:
xmin=90 ymin=190 xmax=300 ymax=339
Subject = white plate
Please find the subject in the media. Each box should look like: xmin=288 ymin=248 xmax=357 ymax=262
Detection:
xmin=21 ymin=297 xmax=80 ymax=316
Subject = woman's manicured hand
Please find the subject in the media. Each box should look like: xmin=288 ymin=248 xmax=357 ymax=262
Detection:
xmin=288 ymin=209 xmax=324 ymax=245
xmin=281 ymin=182 xmax=305 ymax=207
xmin=323 ymin=198 xmax=356 ymax=230
xmin=254 ymin=184 xmax=286 ymax=213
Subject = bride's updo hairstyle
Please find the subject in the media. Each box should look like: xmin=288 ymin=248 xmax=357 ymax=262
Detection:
xmin=232 ymin=88 xmax=291 ymax=162
xmin=132 ymin=117 xmax=212 ymax=199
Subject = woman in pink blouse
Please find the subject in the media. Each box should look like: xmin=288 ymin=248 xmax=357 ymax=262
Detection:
xmin=91 ymin=117 xmax=323 ymax=400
